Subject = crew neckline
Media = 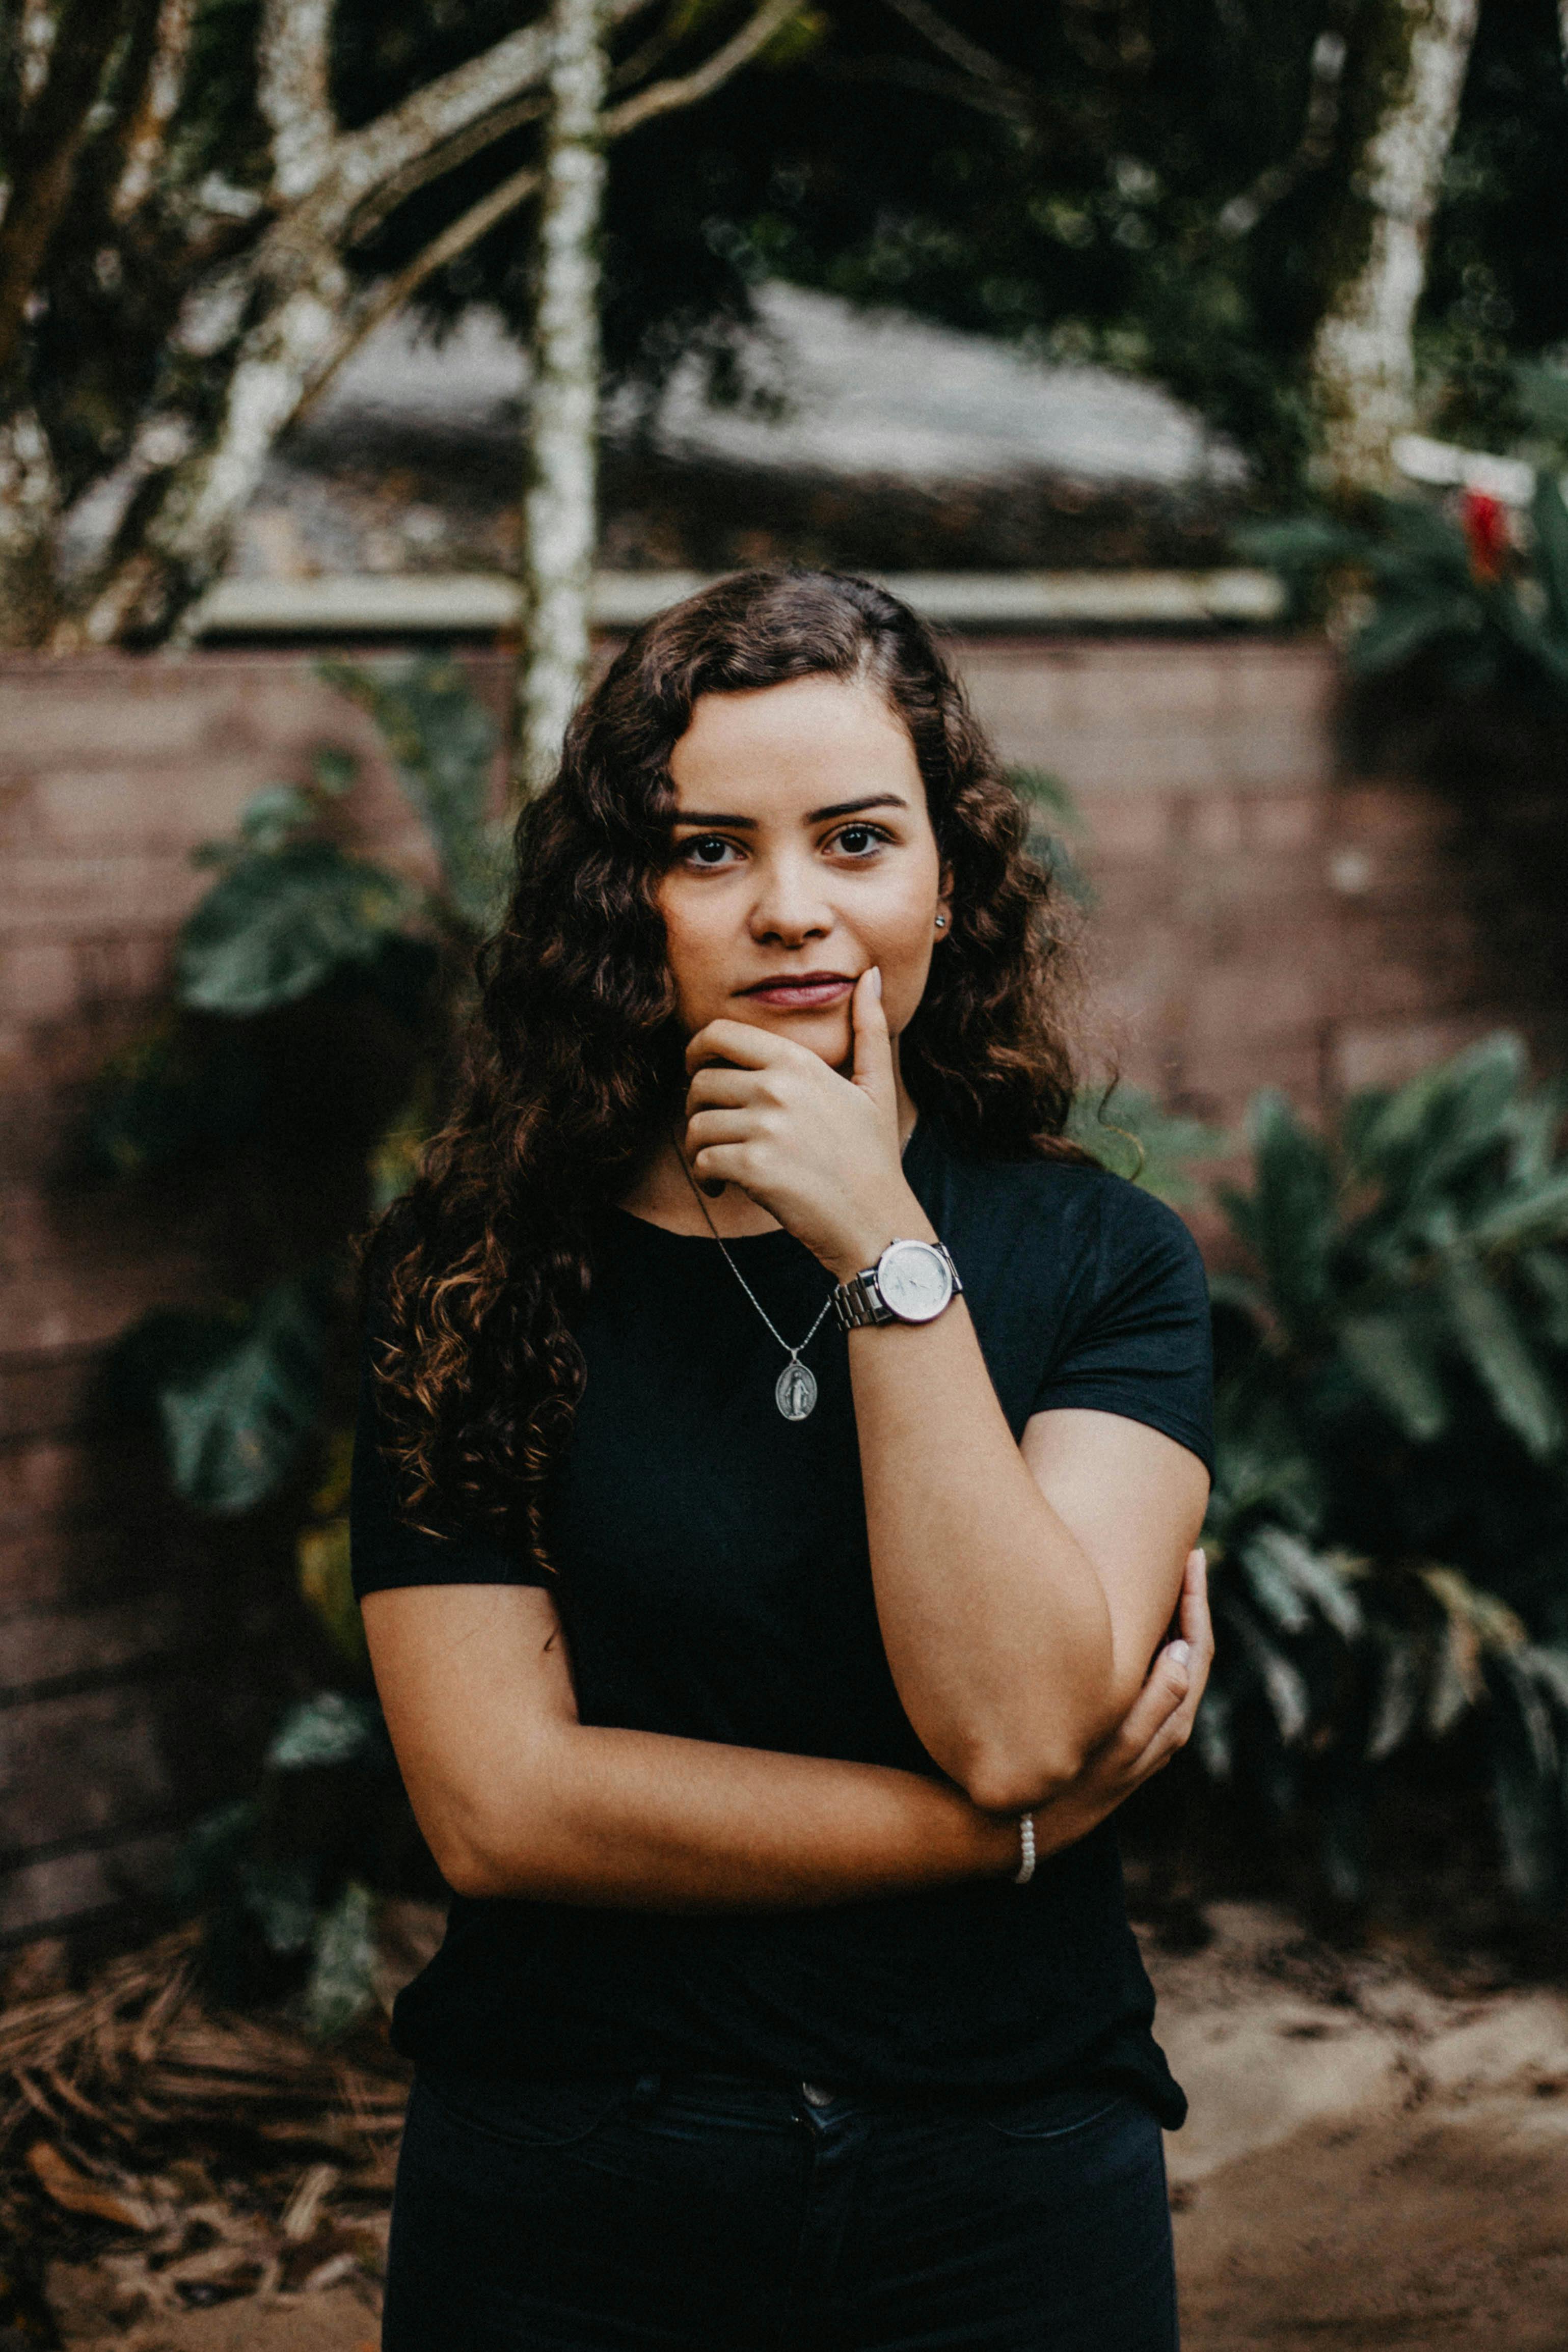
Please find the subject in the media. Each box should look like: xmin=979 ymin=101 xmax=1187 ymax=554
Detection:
xmin=611 ymin=1114 xmax=928 ymax=1246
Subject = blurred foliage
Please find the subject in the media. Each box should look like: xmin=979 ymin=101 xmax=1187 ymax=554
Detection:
xmin=97 ymin=659 xmax=504 ymax=2024
xmin=1239 ymin=462 xmax=1568 ymax=705
xmin=1201 ymin=1037 xmax=1568 ymax=1908
xmin=171 ymin=1693 xmax=405 ymax=2033
xmin=587 ymin=0 xmax=1568 ymax=493
xmin=1008 ymin=766 xmax=1096 ymax=910
xmin=119 ymin=0 xmax=1567 ymax=503
xmin=1070 ymin=1088 xmax=1226 ymax=1206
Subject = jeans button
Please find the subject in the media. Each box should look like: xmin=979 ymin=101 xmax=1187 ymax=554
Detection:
xmin=800 ymin=2081 xmax=835 ymax=2107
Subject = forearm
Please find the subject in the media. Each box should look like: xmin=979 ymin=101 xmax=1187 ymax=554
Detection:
xmin=846 ymin=1291 xmax=1119 ymax=1811
xmin=439 ymin=1720 xmax=1021 ymax=1907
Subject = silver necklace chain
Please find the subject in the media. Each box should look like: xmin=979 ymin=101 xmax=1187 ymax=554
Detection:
xmin=672 ymin=1142 xmax=835 ymax=1419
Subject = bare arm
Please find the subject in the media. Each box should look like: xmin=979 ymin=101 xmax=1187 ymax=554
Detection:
xmin=849 ymin=1309 xmax=1208 ymax=1810
xmin=361 ymin=1551 xmax=1211 ymax=1906
xmin=683 ymin=984 xmax=1211 ymax=1814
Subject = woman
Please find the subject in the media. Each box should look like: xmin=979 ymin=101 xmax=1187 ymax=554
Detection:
xmin=353 ymin=569 xmax=1215 ymax=2352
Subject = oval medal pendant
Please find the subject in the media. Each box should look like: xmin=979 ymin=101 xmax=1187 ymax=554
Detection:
xmin=775 ymin=1360 xmax=818 ymax=1421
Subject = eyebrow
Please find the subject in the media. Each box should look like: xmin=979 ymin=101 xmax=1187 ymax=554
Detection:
xmin=669 ymin=793 xmax=910 ymax=828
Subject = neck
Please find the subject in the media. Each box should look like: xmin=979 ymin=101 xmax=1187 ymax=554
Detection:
xmin=618 ymin=1056 xmax=920 ymax=1238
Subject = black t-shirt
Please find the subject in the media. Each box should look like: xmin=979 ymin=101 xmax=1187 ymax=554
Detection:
xmin=351 ymin=1116 xmax=1213 ymax=2125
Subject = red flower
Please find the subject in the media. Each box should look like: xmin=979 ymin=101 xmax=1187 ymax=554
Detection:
xmin=1459 ymin=489 xmax=1510 ymax=585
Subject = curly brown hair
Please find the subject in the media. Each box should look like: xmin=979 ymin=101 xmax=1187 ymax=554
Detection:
xmin=366 ymin=568 xmax=1088 ymax=1562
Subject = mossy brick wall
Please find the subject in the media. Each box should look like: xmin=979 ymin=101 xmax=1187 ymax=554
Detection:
xmin=1 ymin=637 xmax=1562 ymax=1945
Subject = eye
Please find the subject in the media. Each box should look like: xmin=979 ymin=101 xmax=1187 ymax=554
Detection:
xmin=829 ymin=822 xmax=892 ymax=858
xmin=678 ymin=834 xmax=743 ymax=869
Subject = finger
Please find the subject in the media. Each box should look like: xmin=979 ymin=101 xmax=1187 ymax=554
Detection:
xmin=686 ymin=1064 xmax=760 ymax=1113
xmin=1150 ymin=1576 xmax=1214 ymax=1754
xmin=850 ymin=968 xmax=897 ymax=1114
xmin=686 ymin=1107 xmax=757 ymax=1153
xmin=689 ymin=1143 xmax=760 ymax=1192
xmin=1103 ymin=1641 xmax=1192 ymax=1764
xmin=1120 ymin=1708 xmax=1189 ymax=1786
xmin=1181 ymin=1548 xmax=1215 ymax=1672
xmin=686 ymin=1019 xmax=800 ymax=1075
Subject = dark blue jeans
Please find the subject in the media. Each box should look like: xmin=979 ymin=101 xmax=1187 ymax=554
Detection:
xmin=383 ymin=2068 xmax=1178 ymax=2351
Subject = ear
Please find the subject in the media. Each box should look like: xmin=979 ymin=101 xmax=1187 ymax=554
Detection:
xmin=935 ymin=862 xmax=954 ymax=936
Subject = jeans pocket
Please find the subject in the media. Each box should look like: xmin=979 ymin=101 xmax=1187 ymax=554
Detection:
xmin=975 ymin=2082 xmax=1129 ymax=2143
xmin=419 ymin=2068 xmax=630 ymax=2153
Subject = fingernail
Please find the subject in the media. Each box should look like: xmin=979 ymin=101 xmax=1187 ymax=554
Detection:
xmin=1168 ymin=1640 xmax=1191 ymax=1669
xmin=869 ymin=966 xmax=882 ymax=999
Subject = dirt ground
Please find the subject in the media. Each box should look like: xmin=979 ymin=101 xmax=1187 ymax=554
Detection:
xmin=33 ymin=1899 xmax=1568 ymax=2350
xmin=1158 ymin=1903 xmax=1568 ymax=2348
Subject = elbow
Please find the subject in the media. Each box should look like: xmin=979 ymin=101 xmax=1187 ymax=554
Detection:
xmin=952 ymin=1698 xmax=1125 ymax=1816
xmin=440 ymin=1842 xmax=502 ymax=1901
xmin=425 ymin=1823 xmax=492 ymax=1901
xmin=953 ymin=1734 xmax=1093 ymax=1818
xmin=422 ymin=1800 xmax=519 ymax=1902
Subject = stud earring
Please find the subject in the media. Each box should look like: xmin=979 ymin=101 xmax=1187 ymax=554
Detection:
xmin=934 ymin=913 xmax=948 ymax=930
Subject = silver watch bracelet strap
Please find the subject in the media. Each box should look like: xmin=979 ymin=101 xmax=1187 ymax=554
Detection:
xmin=833 ymin=1272 xmax=884 ymax=1331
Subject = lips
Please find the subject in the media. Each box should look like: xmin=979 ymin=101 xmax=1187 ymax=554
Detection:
xmin=738 ymin=971 xmax=857 ymax=1010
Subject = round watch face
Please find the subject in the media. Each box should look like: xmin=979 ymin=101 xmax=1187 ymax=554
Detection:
xmin=876 ymin=1240 xmax=953 ymax=1322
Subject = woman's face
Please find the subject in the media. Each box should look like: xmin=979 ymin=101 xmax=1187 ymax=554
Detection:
xmin=657 ymin=674 xmax=951 ymax=1072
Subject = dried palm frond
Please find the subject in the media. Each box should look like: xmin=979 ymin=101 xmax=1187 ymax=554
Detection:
xmin=0 ymin=1923 xmax=410 ymax=2159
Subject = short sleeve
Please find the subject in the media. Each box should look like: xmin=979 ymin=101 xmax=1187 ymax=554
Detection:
xmin=1029 ymin=1179 xmax=1214 ymax=1478
xmin=349 ymin=1303 xmax=552 ymax=1602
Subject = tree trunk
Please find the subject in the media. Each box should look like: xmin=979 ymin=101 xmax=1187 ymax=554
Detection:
xmin=512 ymin=0 xmax=609 ymax=798
xmin=1307 ymin=0 xmax=1478 ymax=504
xmin=69 ymin=257 xmax=353 ymax=646
xmin=0 ymin=407 xmax=61 ymax=647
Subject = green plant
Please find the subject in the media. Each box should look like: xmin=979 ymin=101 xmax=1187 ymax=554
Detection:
xmin=97 ymin=657 xmax=506 ymax=2025
xmin=1008 ymin=765 xmax=1096 ymax=910
xmin=1237 ymin=467 xmax=1568 ymax=705
xmin=1198 ymin=1036 xmax=1568 ymax=1906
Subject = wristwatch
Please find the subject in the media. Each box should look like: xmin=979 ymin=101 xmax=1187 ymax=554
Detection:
xmin=833 ymin=1238 xmax=962 ymax=1330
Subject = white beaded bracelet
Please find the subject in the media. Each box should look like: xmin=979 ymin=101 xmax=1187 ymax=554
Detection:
xmin=1013 ymin=1811 xmax=1036 ymax=1886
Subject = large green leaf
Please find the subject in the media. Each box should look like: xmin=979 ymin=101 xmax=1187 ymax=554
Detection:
xmin=1365 ymin=1632 xmax=1422 ymax=1763
xmin=1338 ymin=1311 xmax=1448 ymax=1443
xmin=178 ymin=842 xmax=413 ymax=1015
xmin=1351 ymin=1035 xmax=1526 ymax=1198
xmin=302 ymin=1881 xmax=379 ymax=2040
xmin=236 ymin=1858 xmax=319 ymax=1957
xmin=1522 ymin=1251 xmax=1568 ymax=1348
xmin=1230 ymin=1092 xmax=1337 ymax=1342
xmin=1466 ymin=1174 xmax=1568 ymax=1254
xmin=1223 ymin=1599 xmax=1310 ymax=1745
xmin=1436 ymin=1254 xmax=1564 ymax=1461
xmin=266 ymin=1690 xmax=382 ymax=1771
xmin=1191 ymin=1686 xmax=1233 ymax=1781
xmin=320 ymin=657 xmax=508 ymax=934
xmin=155 ymin=1278 xmax=332 ymax=1514
xmin=1069 ymin=1086 xmax=1226 ymax=1204
xmin=1487 ymin=1653 xmax=1562 ymax=1906
xmin=1348 ymin=588 xmax=1482 ymax=679
xmin=1242 ymin=1526 xmax=1362 ymax=1641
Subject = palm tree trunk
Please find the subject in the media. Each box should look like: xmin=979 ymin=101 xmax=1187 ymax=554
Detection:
xmin=1307 ymin=0 xmax=1478 ymax=503
xmin=512 ymin=0 xmax=608 ymax=797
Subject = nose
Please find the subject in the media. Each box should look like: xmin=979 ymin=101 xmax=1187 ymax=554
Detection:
xmin=746 ymin=852 xmax=834 ymax=948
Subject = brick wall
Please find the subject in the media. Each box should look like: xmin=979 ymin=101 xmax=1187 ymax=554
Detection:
xmin=1 ymin=637 xmax=1562 ymax=1944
